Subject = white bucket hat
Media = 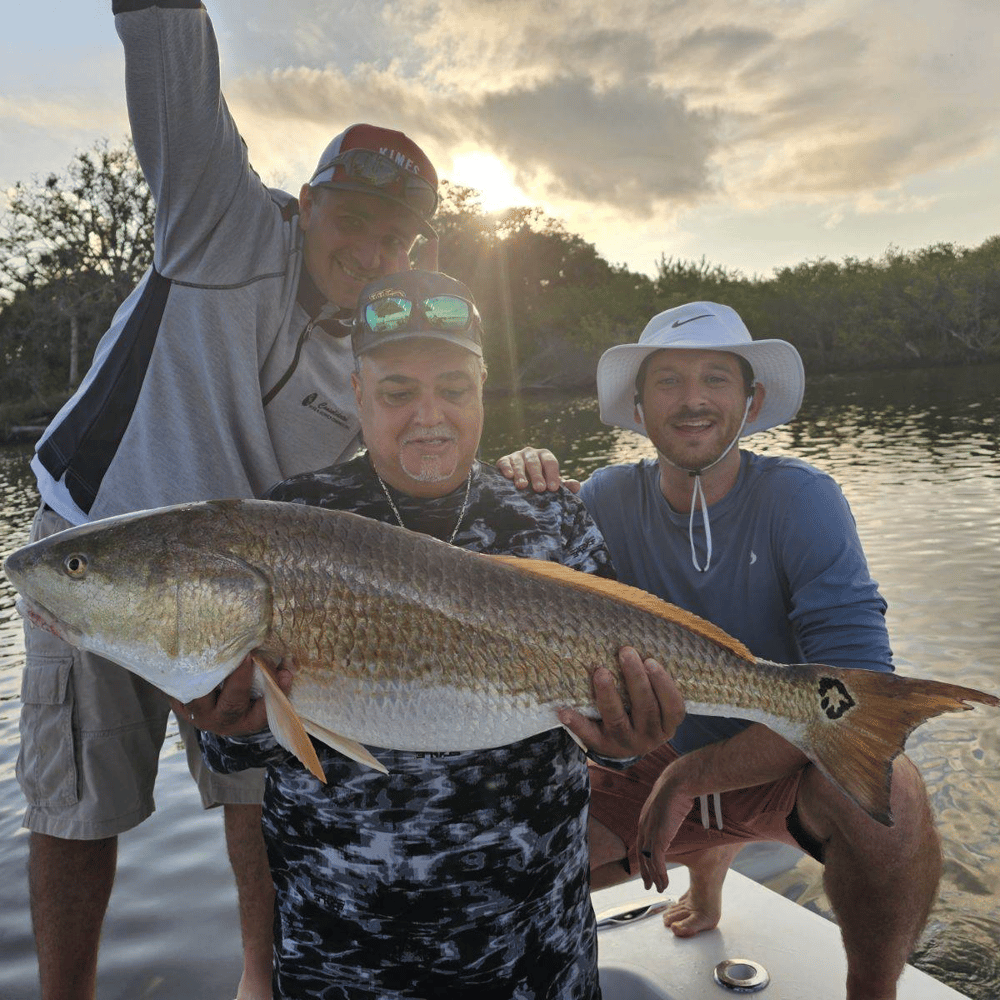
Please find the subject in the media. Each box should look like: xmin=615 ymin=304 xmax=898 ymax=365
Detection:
xmin=597 ymin=301 xmax=805 ymax=437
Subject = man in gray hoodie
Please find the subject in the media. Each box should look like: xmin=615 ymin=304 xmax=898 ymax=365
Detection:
xmin=19 ymin=4 xmax=440 ymax=999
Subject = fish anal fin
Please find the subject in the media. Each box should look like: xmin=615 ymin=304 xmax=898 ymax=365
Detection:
xmin=302 ymin=719 xmax=388 ymax=774
xmin=488 ymin=554 xmax=754 ymax=663
xmin=252 ymin=655 xmax=326 ymax=783
xmin=792 ymin=663 xmax=999 ymax=826
xmin=561 ymin=724 xmax=589 ymax=754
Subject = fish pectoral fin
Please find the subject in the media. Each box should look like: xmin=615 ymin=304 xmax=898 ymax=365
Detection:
xmin=301 ymin=720 xmax=388 ymax=774
xmin=252 ymin=656 xmax=327 ymax=783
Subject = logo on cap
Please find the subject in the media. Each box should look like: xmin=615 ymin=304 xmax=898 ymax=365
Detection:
xmin=379 ymin=147 xmax=421 ymax=176
xmin=672 ymin=314 xmax=713 ymax=328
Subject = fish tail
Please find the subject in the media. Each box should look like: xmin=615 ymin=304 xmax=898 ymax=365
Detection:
xmin=789 ymin=663 xmax=998 ymax=826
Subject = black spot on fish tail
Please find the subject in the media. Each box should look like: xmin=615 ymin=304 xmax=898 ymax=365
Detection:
xmin=818 ymin=676 xmax=856 ymax=720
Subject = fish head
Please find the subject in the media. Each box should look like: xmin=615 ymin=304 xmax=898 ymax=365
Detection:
xmin=4 ymin=503 xmax=273 ymax=703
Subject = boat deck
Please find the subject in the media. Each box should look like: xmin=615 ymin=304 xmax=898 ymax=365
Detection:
xmin=594 ymin=868 xmax=969 ymax=999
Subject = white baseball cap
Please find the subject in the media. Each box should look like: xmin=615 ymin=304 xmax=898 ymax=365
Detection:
xmin=596 ymin=301 xmax=805 ymax=437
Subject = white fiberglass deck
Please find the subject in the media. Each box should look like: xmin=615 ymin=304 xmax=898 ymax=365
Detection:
xmin=594 ymin=868 xmax=968 ymax=1000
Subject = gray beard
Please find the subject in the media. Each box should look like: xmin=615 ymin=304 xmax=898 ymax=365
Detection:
xmin=401 ymin=455 xmax=458 ymax=483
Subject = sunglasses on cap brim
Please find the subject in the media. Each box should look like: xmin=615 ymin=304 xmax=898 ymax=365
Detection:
xmin=315 ymin=149 xmax=437 ymax=219
xmin=359 ymin=293 xmax=481 ymax=336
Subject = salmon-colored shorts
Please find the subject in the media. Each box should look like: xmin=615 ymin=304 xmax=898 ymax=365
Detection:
xmin=589 ymin=742 xmax=824 ymax=876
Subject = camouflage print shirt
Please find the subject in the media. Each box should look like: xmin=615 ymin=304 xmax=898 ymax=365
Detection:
xmin=200 ymin=457 xmax=615 ymax=1000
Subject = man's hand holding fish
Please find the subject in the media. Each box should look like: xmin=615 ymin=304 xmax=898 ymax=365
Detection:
xmin=171 ymin=655 xmax=294 ymax=738
xmin=559 ymin=645 xmax=685 ymax=760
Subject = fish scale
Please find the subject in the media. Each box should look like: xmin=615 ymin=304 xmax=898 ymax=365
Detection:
xmin=4 ymin=497 xmax=997 ymax=825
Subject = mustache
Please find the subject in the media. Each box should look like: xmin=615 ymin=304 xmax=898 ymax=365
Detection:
xmin=401 ymin=425 xmax=456 ymax=445
xmin=672 ymin=408 xmax=716 ymax=422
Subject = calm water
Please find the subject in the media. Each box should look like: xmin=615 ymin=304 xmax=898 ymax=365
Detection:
xmin=1 ymin=363 xmax=998 ymax=999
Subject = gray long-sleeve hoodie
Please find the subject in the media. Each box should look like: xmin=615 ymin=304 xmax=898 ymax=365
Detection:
xmin=32 ymin=1 xmax=361 ymax=525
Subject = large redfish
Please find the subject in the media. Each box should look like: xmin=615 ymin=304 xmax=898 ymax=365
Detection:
xmin=5 ymin=499 xmax=996 ymax=825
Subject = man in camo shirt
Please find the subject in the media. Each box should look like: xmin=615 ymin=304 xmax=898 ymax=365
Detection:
xmin=199 ymin=269 xmax=683 ymax=999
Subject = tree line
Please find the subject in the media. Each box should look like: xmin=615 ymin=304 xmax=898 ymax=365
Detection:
xmin=2 ymin=138 xmax=997 ymax=420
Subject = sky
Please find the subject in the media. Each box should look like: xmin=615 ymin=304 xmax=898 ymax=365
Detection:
xmin=1 ymin=0 xmax=998 ymax=279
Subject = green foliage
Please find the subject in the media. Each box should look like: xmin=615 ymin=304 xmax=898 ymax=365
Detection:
xmin=742 ymin=241 xmax=1000 ymax=370
xmin=2 ymin=139 xmax=997 ymax=411
xmin=427 ymin=181 xmax=632 ymax=383
xmin=0 ymin=138 xmax=154 ymax=402
xmin=428 ymin=191 xmax=1000 ymax=383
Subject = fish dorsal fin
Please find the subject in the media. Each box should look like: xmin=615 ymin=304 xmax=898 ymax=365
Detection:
xmin=301 ymin=719 xmax=388 ymax=775
xmin=253 ymin=656 xmax=327 ymax=782
xmin=488 ymin=555 xmax=754 ymax=664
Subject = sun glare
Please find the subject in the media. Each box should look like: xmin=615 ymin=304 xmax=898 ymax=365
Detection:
xmin=449 ymin=151 xmax=526 ymax=212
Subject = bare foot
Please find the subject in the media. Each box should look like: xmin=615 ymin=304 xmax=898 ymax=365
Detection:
xmin=661 ymin=844 xmax=743 ymax=938
xmin=662 ymin=888 xmax=722 ymax=937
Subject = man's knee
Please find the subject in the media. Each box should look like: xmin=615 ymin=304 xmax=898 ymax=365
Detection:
xmin=797 ymin=755 xmax=938 ymax=852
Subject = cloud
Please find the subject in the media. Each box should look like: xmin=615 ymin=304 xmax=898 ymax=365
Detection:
xmin=220 ymin=0 xmax=1000 ymax=223
xmin=0 ymin=95 xmax=130 ymax=194
xmin=208 ymin=0 xmax=403 ymax=74
xmin=474 ymin=78 xmax=718 ymax=209
xmin=229 ymin=64 xmax=718 ymax=213
xmin=718 ymin=1 xmax=1000 ymax=200
xmin=823 ymin=189 xmax=938 ymax=231
xmin=3 ymin=0 xmax=996 ymax=275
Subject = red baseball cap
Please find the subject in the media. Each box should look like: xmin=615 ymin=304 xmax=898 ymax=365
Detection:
xmin=309 ymin=124 xmax=438 ymax=237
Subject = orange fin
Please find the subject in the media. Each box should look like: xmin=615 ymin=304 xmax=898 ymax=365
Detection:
xmin=488 ymin=554 xmax=754 ymax=663
xmin=791 ymin=663 xmax=999 ymax=825
xmin=302 ymin=719 xmax=387 ymax=774
xmin=561 ymin=724 xmax=589 ymax=754
xmin=253 ymin=656 xmax=326 ymax=783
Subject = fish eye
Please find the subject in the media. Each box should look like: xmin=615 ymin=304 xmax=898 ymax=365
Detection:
xmin=63 ymin=554 xmax=88 ymax=578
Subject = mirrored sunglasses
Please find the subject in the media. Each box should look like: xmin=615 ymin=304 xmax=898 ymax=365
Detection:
xmin=363 ymin=294 xmax=480 ymax=336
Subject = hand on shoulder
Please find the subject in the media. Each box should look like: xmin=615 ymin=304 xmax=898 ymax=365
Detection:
xmin=496 ymin=446 xmax=580 ymax=494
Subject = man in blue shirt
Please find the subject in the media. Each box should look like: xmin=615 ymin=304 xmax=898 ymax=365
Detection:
xmin=500 ymin=301 xmax=942 ymax=1000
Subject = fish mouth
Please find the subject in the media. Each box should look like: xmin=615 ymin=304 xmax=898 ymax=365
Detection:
xmin=15 ymin=596 xmax=78 ymax=644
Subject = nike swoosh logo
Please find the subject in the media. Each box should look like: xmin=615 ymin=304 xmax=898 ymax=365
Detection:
xmin=749 ymin=550 xmax=757 ymax=565
xmin=672 ymin=314 xmax=713 ymax=328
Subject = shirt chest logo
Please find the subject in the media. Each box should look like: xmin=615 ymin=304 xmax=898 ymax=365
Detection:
xmin=301 ymin=392 xmax=352 ymax=429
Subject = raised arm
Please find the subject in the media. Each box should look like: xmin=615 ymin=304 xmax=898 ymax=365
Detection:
xmin=115 ymin=2 xmax=277 ymax=276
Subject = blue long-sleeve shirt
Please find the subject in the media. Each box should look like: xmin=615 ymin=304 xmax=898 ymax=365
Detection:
xmin=580 ymin=451 xmax=892 ymax=754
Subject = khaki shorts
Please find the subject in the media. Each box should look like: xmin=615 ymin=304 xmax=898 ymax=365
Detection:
xmin=17 ymin=504 xmax=264 ymax=840
xmin=589 ymin=742 xmax=825 ymax=876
